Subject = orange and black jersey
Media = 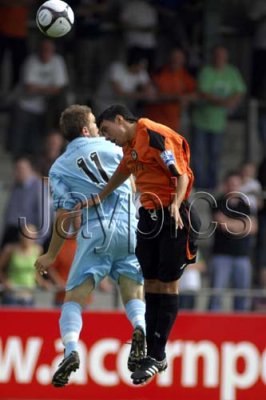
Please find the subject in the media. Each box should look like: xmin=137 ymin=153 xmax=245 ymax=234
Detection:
xmin=118 ymin=118 xmax=194 ymax=209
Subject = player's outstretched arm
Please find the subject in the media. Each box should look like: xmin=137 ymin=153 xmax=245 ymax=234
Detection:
xmin=78 ymin=167 xmax=130 ymax=209
xmin=100 ymin=167 xmax=131 ymax=201
xmin=34 ymin=208 xmax=73 ymax=275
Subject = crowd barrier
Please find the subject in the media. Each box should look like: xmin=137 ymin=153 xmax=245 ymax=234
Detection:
xmin=0 ymin=309 xmax=266 ymax=400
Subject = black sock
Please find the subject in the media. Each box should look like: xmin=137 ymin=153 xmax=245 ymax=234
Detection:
xmin=145 ymin=292 xmax=161 ymax=357
xmin=150 ymin=293 xmax=179 ymax=361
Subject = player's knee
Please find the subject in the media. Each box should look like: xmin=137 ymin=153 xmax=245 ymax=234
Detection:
xmin=119 ymin=275 xmax=144 ymax=304
xmin=64 ymin=278 xmax=94 ymax=307
xmin=144 ymin=279 xmax=161 ymax=293
xmin=159 ymin=280 xmax=179 ymax=294
xmin=64 ymin=291 xmax=86 ymax=307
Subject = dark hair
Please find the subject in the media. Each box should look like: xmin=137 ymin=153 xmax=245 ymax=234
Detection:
xmin=223 ymin=170 xmax=241 ymax=182
xmin=97 ymin=104 xmax=138 ymax=127
xmin=59 ymin=104 xmax=92 ymax=141
xmin=13 ymin=154 xmax=35 ymax=166
xmin=126 ymin=47 xmax=147 ymax=67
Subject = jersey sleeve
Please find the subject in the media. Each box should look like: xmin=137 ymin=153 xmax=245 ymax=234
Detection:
xmin=231 ymin=67 xmax=246 ymax=94
xmin=49 ymin=172 xmax=78 ymax=211
xmin=147 ymin=128 xmax=188 ymax=176
xmin=159 ymin=137 xmax=188 ymax=176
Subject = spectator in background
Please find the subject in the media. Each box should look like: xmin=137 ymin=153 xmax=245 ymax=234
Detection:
xmin=209 ymin=172 xmax=257 ymax=312
xmin=69 ymin=0 xmax=111 ymax=98
xmin=239 ymin=162 xmax=262 ymax=214
xmin=154 ymin=0 xmax=203 ymax=73
xmin=95 ymin=48 xmax=154 ymax=114
xmin=0 ymin=157 xmax=50 ymax=249
xmin=8 ymin=39 xmax=69 ymax=156
xmin=35 ymin=130 xmax=65 ymax=177
xmin=191 ymin=45 xmax=246 ymax=189
xmin=0 ymin=224 xmax=52 ymax=306
xmin=119 ymin=0 xmax=158 ymax=71
xmin=145 ymin=47 xmax=196 ymax=131
xmin=0 ymin=0 xmax=33 ymax=91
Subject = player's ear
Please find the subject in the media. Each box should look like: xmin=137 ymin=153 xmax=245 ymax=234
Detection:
xmin=81 ymin=126 xmax=89 ymax=137
xmin=115 ymin=115 xmax=124 ymax=125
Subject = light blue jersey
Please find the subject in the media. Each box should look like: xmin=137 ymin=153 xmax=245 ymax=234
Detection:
xmin=49 ymin=137 xmax=142 ymax=289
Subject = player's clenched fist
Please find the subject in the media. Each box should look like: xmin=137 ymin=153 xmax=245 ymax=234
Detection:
xmin=35 ymin=254 xmax=55 ymax=275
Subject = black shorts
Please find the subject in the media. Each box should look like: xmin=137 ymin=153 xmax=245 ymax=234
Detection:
xmin=136 ymin=202 xmax=201 ymax=282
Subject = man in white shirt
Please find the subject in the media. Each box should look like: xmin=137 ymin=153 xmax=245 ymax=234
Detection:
xmin=9 ymin=39 xmax=69 ymax=156
xmin=95 ymin=48 xmax=153 ymax=114
xmin=120 ymin=0 xmax=158 ymax=71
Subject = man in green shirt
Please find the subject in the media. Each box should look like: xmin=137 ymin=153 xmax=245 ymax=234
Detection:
xmin=191 ymin=45 xmax=246 ymax=189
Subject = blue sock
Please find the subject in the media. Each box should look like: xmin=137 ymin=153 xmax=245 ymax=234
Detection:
xmin=125 ymin=299 xmax=146 ymax=333
xmin=59 ymin=301 xmax=83 ymax=357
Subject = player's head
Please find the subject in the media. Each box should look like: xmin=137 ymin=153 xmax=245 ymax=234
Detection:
xmin=97 ymin=104 xmax=138 ymax=146
xmin=60 ymin=104 xmax=99 ymax=142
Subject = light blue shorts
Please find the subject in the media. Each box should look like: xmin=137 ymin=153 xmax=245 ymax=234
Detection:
xmin=66 ymin=218 xmax=143 ymax=290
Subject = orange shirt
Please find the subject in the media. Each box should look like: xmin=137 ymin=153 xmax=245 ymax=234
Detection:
xmin=0 ymin=7 xmax=29 ymax=38
xmin=118 ymin=118 xmax=194 ymax=209
xmin=145 ymin=67 xmax=196 ymax=131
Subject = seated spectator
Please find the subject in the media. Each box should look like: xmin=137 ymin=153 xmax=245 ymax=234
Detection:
xmin=0 ymin=156 xmax=50 ymax=248
xmin=209 ymin=172 xmax=257 ymax=312
xmin=179 ymin=250 xmax=206 ymax=310
xmin=95 ymin=48 xmax=154 ymax=114
xmin=145 ymin=47 xmax=197 ymax=131
xmin=35 ymin=130 xmax=65 ymax=177
xmin=7 ymin=39 xmax=69 ymax=156
xmin=0 ymin=224 xmax=52 ymax=306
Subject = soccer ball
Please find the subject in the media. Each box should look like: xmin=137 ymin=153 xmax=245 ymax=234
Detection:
xmin=36 ymin=0 xmax=74 ymax=38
